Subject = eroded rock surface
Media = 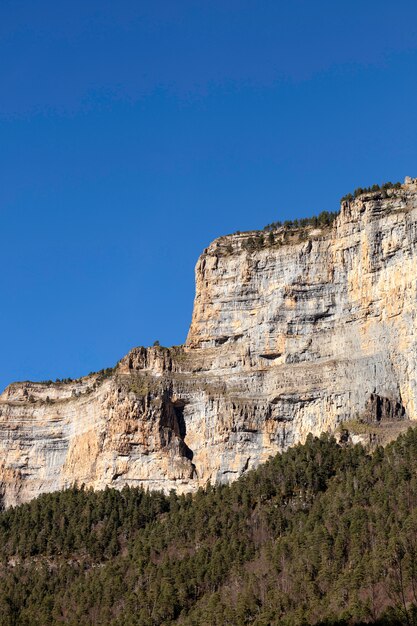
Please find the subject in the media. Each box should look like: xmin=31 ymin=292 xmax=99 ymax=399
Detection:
xmin=1 ymin=177 xmax=417 ymax=506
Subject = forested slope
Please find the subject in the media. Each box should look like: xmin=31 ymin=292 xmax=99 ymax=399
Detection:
xmin=1 ymin=430 xmax=417 ymax=625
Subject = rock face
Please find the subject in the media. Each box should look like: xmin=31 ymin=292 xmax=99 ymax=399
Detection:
xmin=1 ymin=178 xmax=417 ymax=507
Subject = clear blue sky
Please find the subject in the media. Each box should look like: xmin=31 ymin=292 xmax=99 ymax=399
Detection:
xmin=1 ymin=0 xmax=417 ymax=391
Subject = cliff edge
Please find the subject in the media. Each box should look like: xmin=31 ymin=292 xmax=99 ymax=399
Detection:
xmin=1 ymin=177 xmax=417 ymax=507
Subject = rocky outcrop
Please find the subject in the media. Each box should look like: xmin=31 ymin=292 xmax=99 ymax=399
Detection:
xmin=1 ymin=177 xmax=417 ymax=507
xmin=364 ymin=393 xmax=406 ymax=423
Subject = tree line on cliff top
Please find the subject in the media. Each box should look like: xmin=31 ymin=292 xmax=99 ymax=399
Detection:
xmin=0 ymin=429 xmax=417 ymax=625
xmin=262 ymin=181 xmax=402 ymax=233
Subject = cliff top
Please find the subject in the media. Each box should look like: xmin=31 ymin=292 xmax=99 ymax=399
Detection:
xmin=206 ymin=175 xmax=417 ymax=257
xmin=2 ymin=174 xmax=417 ymax=392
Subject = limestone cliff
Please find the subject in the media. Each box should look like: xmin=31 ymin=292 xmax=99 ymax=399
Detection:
xmin=1 ymin=177 xmax=417 ymax=507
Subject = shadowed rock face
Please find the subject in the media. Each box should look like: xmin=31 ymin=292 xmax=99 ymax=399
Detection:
xmin=364 ymin=393 xmax=406 ymax=423
xmin=1 ymin=178 xmax=417 ymax=507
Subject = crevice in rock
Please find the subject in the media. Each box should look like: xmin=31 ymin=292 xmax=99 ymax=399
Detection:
xmin=214 ymin=336 xmax=229 ymax=346
xmin=172 ymin=399 xmax=187 ymax=440
xmin=241 ymin=456 xmax=250 ymax=473
xmin=160 ymin=394 xmax=194 ymax=461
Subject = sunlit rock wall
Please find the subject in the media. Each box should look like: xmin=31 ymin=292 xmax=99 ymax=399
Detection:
xmin=1 ymin=177 xmax=416 ymax=506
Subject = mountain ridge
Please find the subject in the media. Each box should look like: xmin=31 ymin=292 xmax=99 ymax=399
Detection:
xmin=1 ymin=176 xmax=417 ymax=507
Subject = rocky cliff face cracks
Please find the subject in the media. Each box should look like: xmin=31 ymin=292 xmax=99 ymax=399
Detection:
xmin=1 ymin=177 xmax=417 ymax=506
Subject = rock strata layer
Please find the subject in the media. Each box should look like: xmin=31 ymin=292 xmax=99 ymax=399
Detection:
xmin=1 ymin=178 xmax=417 ymax=507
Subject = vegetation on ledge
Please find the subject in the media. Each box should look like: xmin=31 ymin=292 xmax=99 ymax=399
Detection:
xmin=263 ymin=209 xmax=339 ymax=233
xmin=340 ymin=181 xmax=402 ymax=204
xmin=37 ymin=366 xmax=116 ymax=386
xmin=1 ymin=429 xmax=417 ymax=624
xmin=256 ymin=181 xmax=403 ymax=240
xmin=218 ymin=180 xmax=405 ymax=256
